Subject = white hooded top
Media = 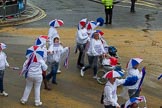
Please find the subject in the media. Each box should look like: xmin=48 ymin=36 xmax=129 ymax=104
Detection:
xmin=104 ymin=79 xmax=125 ymax=107
xmin=48 ymin=44 xmax=68 ymax=63
xmin=48 ymin=27 xmax=60 ymax=46
xmin=23 ymin=59 xmax=48 ymax=77
xmin=42 ymin=45 xmax=48 ymax=62
xmin=76 ymin=28 xmax=89 ymax=44
xmin=126 ymin=68 xmax=142 ymax=89
xmin=0 ymin=51 xmax=9 ymax=70
xmin=87 ymin=38 xmax=105 ymax=56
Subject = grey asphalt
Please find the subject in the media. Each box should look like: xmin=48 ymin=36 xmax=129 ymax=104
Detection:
xmin=1 ymin=0 xmax=162 ymax=30
xmin=17 ymin=0 xmax=162 ymax=30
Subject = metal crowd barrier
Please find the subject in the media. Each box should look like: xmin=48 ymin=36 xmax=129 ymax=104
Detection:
xmin=0 ymin=1 xmax=26 ymax=20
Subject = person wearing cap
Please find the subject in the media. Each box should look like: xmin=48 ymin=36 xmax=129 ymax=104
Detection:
xmin=0 ymin=43 xmax=9 ymax=97
xmin=126 ymin=58 xmax=145 ymax=98
xmin=80 ymin=32 xmax=105 ymax=79
xmin=103 ymin=71 xmax=125 ymax=108
xmin=48 ymin=21 xmax=62 ymax=73
xmin=35 ymin=36 xmax=51 ymax=90
xmin=75 ymin=18 xmax=89 ymax=68
xmin=46 ymin=36 xmax=69 ymax=85
xmin=20 ymin=46 xmax=48 ymax=106
xmin=48 ymin=19 xmax=63 ymax=47
xmin=102 ymin=0 xmax=114 ymax=24
xmin=48 ymin=26 xmax=60 ymax=47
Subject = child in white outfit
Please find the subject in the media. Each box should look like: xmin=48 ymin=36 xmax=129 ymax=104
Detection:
xmin=46 ymin=36 xmax=68 ymax=84
xmin=48 ymin=26 xmax=60 ymax=46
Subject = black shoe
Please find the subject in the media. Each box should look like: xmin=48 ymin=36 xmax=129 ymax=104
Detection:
xmin=52 ymin=82 xmax=58 ymax=85
xmin=77 ymin=64 xmax=84 ymax=69
xmin=44 ymin=87 xmax=51 ymax=91
xmin=108 ymin=22 xmax=112 ymax=24
xmin=104 ymin=22 xmax=108 ymax=24
xmin=130 ymin=10 xmax=135 ymax=13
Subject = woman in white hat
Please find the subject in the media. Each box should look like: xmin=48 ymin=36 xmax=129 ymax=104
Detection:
xmin=75 ymin=18 xmax=89 ymax=68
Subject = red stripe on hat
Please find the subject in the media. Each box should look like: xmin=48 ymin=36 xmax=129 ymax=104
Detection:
xmin=33 ymin=46 xmax=39 ymax=50
xmin=40 ymin=35 xmax=48 ymax=40
xmin=106 ymin=71 xmax=113 ymax=78
xmin=33 ymin=55 xmax=37 ymax=62
xmin=80 ymin=22 xmax=86 ymax=26
xmin=58 ymin=20 xmax=63 ymax=26
xmin=87 ymin=24 xmax=91 ymax=30
xmin=100 ymin=31 xmax=104 ymax=36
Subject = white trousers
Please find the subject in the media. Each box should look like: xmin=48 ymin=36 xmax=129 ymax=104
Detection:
xmin=21 ymin=76 xmax=42 ymax=103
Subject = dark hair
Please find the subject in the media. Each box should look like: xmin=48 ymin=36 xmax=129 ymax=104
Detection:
xmin=92 ymin=32 xmax=99 ymax=38
xmin=54 ymin=37 xmax=59 ymax=41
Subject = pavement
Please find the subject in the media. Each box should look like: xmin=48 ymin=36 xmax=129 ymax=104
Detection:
xmin=0 ymin=2 xmax=46 ymax=27
xmin=0 ymin=0 xmax=102 ymax=28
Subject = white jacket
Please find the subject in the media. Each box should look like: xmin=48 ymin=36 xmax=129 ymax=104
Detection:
xmin=48 ymin=27 xmax=60 ymax=45
xmin=76 ymin=28 xmax=89 ymax=44
xmin=42 ymin=46 xmax=48 ymax=62
xmin=23 ymin=59 xmax=47 ymax=77
xmin=104 ymin=79 xmax=125 ymax=106
xmin=87 ymin=38 xmax=105 ymax=56
xmin=0 ymin=51 xmax=9 ymax=70
xmin=48 ymin=44 xmax=68 ymax=63
xmin=126 ymin=68 xmax=142 ymax=89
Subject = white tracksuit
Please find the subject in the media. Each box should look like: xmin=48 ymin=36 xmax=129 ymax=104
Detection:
xmin=21 ymin=59 xmax=48 ymax=103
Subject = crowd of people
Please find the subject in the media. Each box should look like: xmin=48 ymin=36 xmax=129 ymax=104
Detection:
xmin=0 ymin=17 xmax=147 ymax=107
xmin=0 ymin=19 xmax=70 ymax=106
xmin=74 ymin=18 xmax=147 ymax=108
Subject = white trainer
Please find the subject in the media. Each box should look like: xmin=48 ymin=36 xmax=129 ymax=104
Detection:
xmin=20 ymin=99 xmax=26 ymax=105
xmin=35 ymin=102 xmax=42 ymax=107
xmin=57 ymin=69 xmax=61 ymax=73
xmin=80 ymin=67 xmax=85 ymax=77
xmin=93 ymin=75 xmax=99 ymax=79
xmin=0 ymin=91 xmax=8 ymax=97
